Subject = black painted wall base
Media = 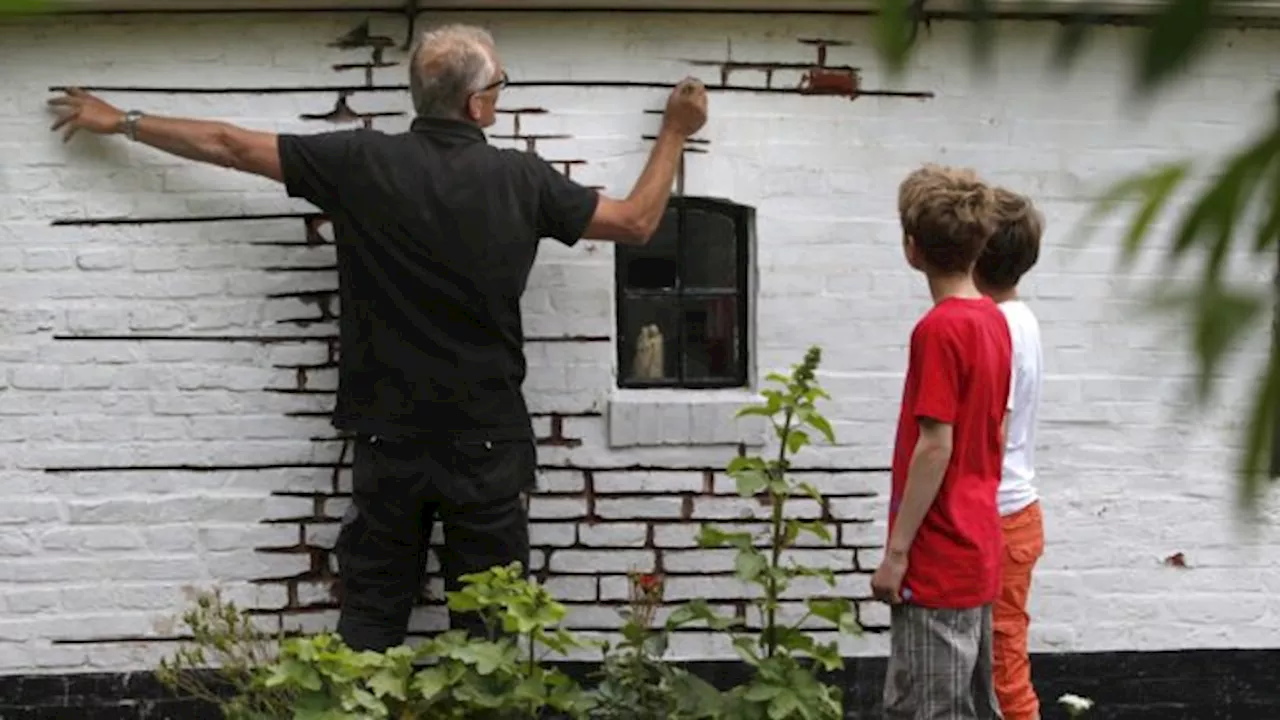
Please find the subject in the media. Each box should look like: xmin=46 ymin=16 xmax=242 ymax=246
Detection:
xmin=1 ymin=649 xmax=1277 ymax=719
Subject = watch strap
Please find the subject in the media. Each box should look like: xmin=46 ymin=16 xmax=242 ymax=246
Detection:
xmin=121 ymin=110 xmax=143 ymax=141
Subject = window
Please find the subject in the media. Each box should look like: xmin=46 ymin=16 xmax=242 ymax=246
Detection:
xmin=615 ymin=197 xmax=752 ymax=389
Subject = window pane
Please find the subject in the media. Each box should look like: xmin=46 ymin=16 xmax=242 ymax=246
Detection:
xmin=680 ymin=207 xmax=739 ymax=290
xmin=681 ymin=295 xmax=742 ymax=384
xmin=619 ymin=296 xmax=680 ymax=384
xmin=619 ymin=208 xmax=679 ymax=291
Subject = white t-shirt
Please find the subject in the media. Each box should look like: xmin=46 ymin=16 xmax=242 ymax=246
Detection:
xmin=998 ymin=300 xmax=1043 ymax=517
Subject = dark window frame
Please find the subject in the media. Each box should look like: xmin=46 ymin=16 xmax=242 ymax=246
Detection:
xmin=614 ymin=196 xmax=752 ymax=390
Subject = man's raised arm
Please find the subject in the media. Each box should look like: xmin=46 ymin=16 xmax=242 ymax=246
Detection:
xmin=48 ymin=88 xmax=283 ymax=182
xmin=583 ymin=77 xmax=708 ymax=245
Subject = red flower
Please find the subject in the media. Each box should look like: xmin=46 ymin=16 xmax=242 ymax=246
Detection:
xmin=637 ymin=573 xmax=662 ymax=592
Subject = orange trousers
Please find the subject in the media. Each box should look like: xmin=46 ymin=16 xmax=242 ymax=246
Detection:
xmin=993 ymin=500 xmax=1044 ymax=720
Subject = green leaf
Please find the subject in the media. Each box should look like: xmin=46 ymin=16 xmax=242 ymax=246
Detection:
xmin=768 ymin=625 xmax=815 ymax=655
xmin=1253 ymin=151 xmax=1280 ymax=253
xmin=735 ymin=548 xmax=769 ymax=582
xmin=871 ymin=0 xmax=917 ymax=77
xmin=787 ymin=519 xmax=833 ymax=544
xmin=784 ymin=429 xmax=810 ymax=455
xmin=764 ymin=371 xmax=790 ymax=386
xmin=1092 ymin=162 xmax=1190 ymax=266
xmin=795 ymin=482 xmax=827 ymax=508
xmin=667 ymin=598 xmax=741 ymax=631
xmin=1134 ymin=0 xmax=1215 ymax=95
xmin=797 ymin=407 xmax=836 ymax=444
xmin=807 ymin=598 xmax=860 ymax=634
xmin=1150 ymin=285 xmax=1266 ymax=403
xmin=1049 ymin=4 xmax=1100 ymax=71
xmin=1237 ymin=344 xmax=1280 ymax=513
xmin=447 ymin=641 xmax=516 ymax=676
xmin=732 ymin=636 xmax=763 ymax=666
xmin=265 ymin=658 xmax=322 ymax=692
xmin=760 ymin=389 xmax=786 ymax=414
xmin=346 ymin=687 xmax=386 ymax=716
xmin=789 ymin=564 xmax=835 ymax=586
xmin=668 ymin=671 xmax=725 ymax=717
xmin=1165 ymin=136 xmax=1278 ymax=281
xmin=735 ymin=468 xmax=771 ymax=497
xmin=737 ymin=404 xmax=776 ymax=419
xmin=767 ymin=688 xmax=803 ymax=719
xmin=366 ymin=668 xmax=406 ymax=701
xmin=698 ymin=525 xmax=755 ymax=551
xmin=743 ymin=682 xmax=782 ymax=702
xmin=809 ymin=640 xmax=845 ymax=672
xmin=728 ymin=455 xmax=768 ymax=473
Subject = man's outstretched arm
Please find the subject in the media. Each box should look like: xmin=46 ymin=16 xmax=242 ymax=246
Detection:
xmin=48 ymin=88 xmax=283 ymax=182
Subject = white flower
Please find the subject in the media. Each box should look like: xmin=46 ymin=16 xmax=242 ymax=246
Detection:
xmin=1058 ymin=693 xmax=1095 ymax=715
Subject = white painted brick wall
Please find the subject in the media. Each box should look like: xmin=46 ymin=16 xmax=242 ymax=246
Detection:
xmin=2 ymin=8 xmax=1280 ymax=675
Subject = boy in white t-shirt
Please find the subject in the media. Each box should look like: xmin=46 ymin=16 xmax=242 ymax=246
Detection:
xmin=974 ymin=187 xmax=1045 ymax=720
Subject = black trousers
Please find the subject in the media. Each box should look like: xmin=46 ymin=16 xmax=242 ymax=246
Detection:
xmin=334 ymin=433 xmax=535 ymax=652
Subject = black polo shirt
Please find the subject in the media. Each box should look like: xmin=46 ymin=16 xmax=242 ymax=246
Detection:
xmin=277 ymin=118 xmax=600 ymax=442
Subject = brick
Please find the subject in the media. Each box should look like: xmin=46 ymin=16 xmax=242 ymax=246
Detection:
xmin=548 ymin=550 xmax=656 ymax=574
xmin=577 ymin=522 xmax=648 ymax=547
xmin=828 ymin=497 xmax=883 ymax=522
xmin=529 ymin=497 xmax=589 ymax=520
xmin=76 ymin=248 xmax=128 ymax=271
xmin=841 ymin=520 xmax=887 ymax=547
xmin=538 ymin=469 xmax=586 ymax=493
xmin=562 ymin=605 xmax=628 ymax=630
xmin=594 ymin=497 xmax=685 ymax=520
xmin=690 ymin=497 xmax=824 ymax=521
xmin=593 ymin=470 xmax=705 ymax=493
xmin=530 ymin=522 xmax=578 ymax=547
xmin=663 ymin=549 xmax=738 ymax=573
xmin=543 ymin=576 xmax=598 ymax=602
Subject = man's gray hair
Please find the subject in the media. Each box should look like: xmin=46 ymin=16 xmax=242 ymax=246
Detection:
xmin=408 ymin=24 xmax=498 ymax=120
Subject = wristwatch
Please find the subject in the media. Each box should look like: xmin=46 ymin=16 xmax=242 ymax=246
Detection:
xmin=120 ymin=110 xmax=144 ymax=141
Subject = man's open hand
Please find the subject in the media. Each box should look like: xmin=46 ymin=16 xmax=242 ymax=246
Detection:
xmin=47 ymin=88 xmax=125 ymax=142
xmin=662 ymin=77 xmax=708 ymax=138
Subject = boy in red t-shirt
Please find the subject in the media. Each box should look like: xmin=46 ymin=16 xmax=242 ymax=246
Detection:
xmin=872 ymin=164 xmax=1012 ymax=719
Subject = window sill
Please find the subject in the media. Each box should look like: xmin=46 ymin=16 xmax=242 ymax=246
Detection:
xmin=607 ymin=388 xmax=769 ymax=448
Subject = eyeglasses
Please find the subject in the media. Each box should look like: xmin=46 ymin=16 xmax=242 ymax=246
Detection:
xmin=477 ymin=71 xmax=509 ymax=94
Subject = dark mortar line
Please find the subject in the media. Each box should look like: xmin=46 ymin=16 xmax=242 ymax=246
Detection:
xmin=44 ymin=463 xmax=890 ymax=474
xmin=48 ymin=80 xmax=932 ymax=98
xmin=51 ymin=333 xmax=609 ymax=343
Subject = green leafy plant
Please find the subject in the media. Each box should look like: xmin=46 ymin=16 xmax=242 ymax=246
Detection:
xmin=155 ymin=589 xmax=295 ymax=720
xmin=589 ymin=571 xmax=721 ymax=720
xmin=672 ymin=346 xmax=861 ymax=720
xmin=263 ymin=562 xmax=592 ymax=719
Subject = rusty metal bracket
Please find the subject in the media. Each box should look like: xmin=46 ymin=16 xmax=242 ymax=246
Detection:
xmin=330 ymin=20 xmax=394 ymax=52
xmin=402 ymin=0 xmax=420 ymax=51
xmin=300 ymin=91 xmax=405 ymax=128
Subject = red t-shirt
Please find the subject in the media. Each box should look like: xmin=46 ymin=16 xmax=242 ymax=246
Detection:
xmin=889 ymin=296 xmax=1012 ymax=609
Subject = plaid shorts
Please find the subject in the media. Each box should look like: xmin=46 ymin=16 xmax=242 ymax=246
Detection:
xmin=883 ymin=604 xmax=1004 ymax=720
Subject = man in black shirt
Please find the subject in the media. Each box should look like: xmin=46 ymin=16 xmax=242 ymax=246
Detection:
xmin=49 ymin=23 xmax=707 ymax=651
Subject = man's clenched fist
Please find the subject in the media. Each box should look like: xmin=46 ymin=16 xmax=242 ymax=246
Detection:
xmin=662 ymin=77 xmax=708 ymax=138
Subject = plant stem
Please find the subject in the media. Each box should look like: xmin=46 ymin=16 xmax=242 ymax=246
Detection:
xmin=764 ymin=406 xmax=795 ymax=659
